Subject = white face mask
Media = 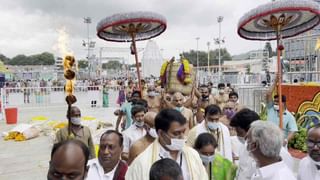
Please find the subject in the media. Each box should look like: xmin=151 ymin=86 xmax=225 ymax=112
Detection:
xmin=148 ymin=91 xmax=157 ymax=97
xmin=274 ymin=104 xmax=279 ymax=111
xmin=219 ymin=89 xmax=224 ymax=94
xmin=199 ymin=154 xmax=215 ymax=165
xmin=165 ymin=137 xmax=185 ymax=151
xmin=135 ymin=121 xmax=144 ymax=127
xmin=70 ymin=117 xmax=81 ymax=125
xmin=148 ymin=128 xmax=158 ymax=138
xmin=207 ymin=122 xmax=219 ymax=130
xmin=237 ymin=136 xmax=245 ymax=144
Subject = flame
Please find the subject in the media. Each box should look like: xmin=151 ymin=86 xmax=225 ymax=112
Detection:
xmin=53 ymin=27 xmax=73 ymax=56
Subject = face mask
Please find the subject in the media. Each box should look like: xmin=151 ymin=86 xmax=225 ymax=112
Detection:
xmin=202 ymin=95 xmax=209 ymax=100
xmin=165 ymin=135 xmax=185 ymax=151
xmin=135 ymin=121 xmax=144 ymax=127
xmin=148 ymin=91 xmax=157 ymax=97
xmin=237 ymin=136 xmax=245 ymax=144
xmin=219 ymin=89 xmax=224 ymax=94
xmin=224 ymin=109 xmax=235 ymax=119
xmin=308 ymin=155 xmax=320 ymax=166
xmin=274 ymin=105 xmax=279 ymax=111
xmin=70 ymin=117 xmax=81 ymax=125
xmin=207 ymin=122 xmax=219 ymax=130
xmin=199 ymin=154 xmax=215 ymax=165
xmin=175 ymin=107 xmax=184 ymax=112
xmin=148 ymin=128 xmax=158 ymax=138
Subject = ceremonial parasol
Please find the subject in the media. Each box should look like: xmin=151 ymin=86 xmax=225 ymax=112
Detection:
xmin=238 ymin=0 xmax=320 ymax=128
xmin=97 ymin=11 xmax=167 ymax=92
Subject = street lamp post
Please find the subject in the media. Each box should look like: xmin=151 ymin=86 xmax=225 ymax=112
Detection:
xmin=217 ymin=16 xmax=223 ymax=82
xmin=84 ymin=17 xmax=92 ymax=78
xmin=207 ymin=41 xmax=210 ymax=81
xmin=196 ymin=37 xmax=200 ymax=86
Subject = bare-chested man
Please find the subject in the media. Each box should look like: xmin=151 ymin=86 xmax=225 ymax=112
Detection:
xmin=172 ymin=92 xmax=194 ymax=131
xmin=127 ymin=111 xmax=157 ymax=165
xmin=144 ymin=85 xmax=162 ymax=113
xmin=214 ymin=83 xmax=229 ymax=110
xmin=195 ymin=85 xmax=216 ymax=123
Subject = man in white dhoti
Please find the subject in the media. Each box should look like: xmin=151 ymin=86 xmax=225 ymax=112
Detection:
xmin=298 ymin=124 xmax=320 ymax=180
xmin=126 ymin=109 xmax=208 ymax=180
xmin=187 ymin=104 xmax=233 ymax=161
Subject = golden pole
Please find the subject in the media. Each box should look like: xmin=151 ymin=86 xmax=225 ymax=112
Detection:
xmin=276 ymin=25 xmax=284 ymax=129
xmin=131 ymin=33 xmax=142 ymax=96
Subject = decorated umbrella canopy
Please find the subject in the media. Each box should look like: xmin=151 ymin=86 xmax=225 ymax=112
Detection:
xmin=97 ymin=11 xmax=167 ymax=92
xmin=238 ymin=0 xmax=320 ymax=128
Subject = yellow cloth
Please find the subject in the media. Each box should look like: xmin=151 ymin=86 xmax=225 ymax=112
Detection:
xmin=126 ymin=139 xmax=208 ymax=180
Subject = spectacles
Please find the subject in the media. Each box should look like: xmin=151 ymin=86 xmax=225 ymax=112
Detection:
xmin=307 ymin=139 xmax=320 ymax=148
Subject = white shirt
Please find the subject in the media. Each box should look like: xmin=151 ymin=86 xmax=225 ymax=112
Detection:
xmin=298 ymin=156 xmax=320 ymax=180
xmin=159 ymin=144 xmax=190 ymax=180
xmin=251 ymin=160 xmax=296 ymax=180
xmin=86 ymin=159 xmax=119 ymax=180
xmin=122 ymin=124 xmax=146 ymax=153
xmin=236 ymin=143 xmax=294 ymax=180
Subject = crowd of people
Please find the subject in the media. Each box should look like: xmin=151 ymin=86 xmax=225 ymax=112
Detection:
xmin=46 ymin=78 xmax=320 ymax=180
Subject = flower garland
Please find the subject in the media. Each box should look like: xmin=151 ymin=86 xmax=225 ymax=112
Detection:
xmin=160 ymin=60 xmax=169 ymax=85
xmin=177 ymin=58 xmax=192 ymax=84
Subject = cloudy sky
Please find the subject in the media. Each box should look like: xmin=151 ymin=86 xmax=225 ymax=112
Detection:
xmin=0 ymin=0 xmax=274 ymax=62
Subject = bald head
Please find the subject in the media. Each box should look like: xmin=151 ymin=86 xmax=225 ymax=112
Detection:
xmin=144 ymin=112 xmax=157 ymax=128
xmin=172 ymin=92 xmax=184 ymax=107
xmin=48 ymin=140 xmax=89 ymax=180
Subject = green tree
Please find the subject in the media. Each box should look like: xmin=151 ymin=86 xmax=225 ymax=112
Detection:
xmin=78 ymin=60 xmax=88 ymax=69
xmin=9 ymin=54 xmax=30 ymax=65
xmin=0 ymin=54 xmax=10 ymax=64
xmin=8 ymin=52 xmax=55 ymax=65
xmin=102 ymin=60 xmax=122 ymax=69
xmin=182 ymin=48 xmax=232 ymax=67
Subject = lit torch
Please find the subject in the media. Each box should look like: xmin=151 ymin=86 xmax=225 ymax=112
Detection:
xmin=63 ymin=55 xmax=77 ymax=136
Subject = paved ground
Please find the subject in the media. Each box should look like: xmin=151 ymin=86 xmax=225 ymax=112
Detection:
xmin=0 ymin=105 xmax=118 ymax=180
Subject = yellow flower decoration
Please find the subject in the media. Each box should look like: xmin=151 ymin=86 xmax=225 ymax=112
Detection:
xmin=181 ymin=58 xmax=192 ymax=84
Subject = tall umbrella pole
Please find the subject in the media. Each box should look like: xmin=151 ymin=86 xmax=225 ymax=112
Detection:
xmin=130 ymin=32 xmax=142 ymax=94
xmin=276 ymin=25 xmax=284 ymax=129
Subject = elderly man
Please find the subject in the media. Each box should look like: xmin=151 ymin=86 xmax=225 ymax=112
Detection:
xmin=55 ymin=106 xmax=95 ymax=159
xmin=247 ymin=121 xmax=296 ymax=180
xmin=121 ymin=105 xmax=147 ymax=161
xmin=126 ymin=109 xmax=208 ymax=180
xmin=187 ymin=104 xmax=232 ymax=161
xmin=47 ymin=140 xmax=90 ymax=180
xmin=171 ymin=92 xmax=194 ymax=131
xmin=128 ymin=111 xmax=157 ymax=165
xmin=298 ymin=124 xmax=320 ymax=180
xmin=230 ymin=109 xmax=293 ymax=180
xmin=87 ymin=130 xmax=127 ymax=180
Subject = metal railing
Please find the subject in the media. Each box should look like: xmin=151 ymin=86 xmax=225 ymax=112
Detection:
xmin=1 ymin=85 xmax=120 ymax=109
xmin=236 ymin=86 xmax=268 ymax=113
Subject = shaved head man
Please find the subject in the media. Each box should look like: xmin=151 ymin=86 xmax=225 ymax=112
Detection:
xmin=47 ymin=140 xmax=89 ymax=180
xmin=172 ymin=92 xmax=194 ymax=130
